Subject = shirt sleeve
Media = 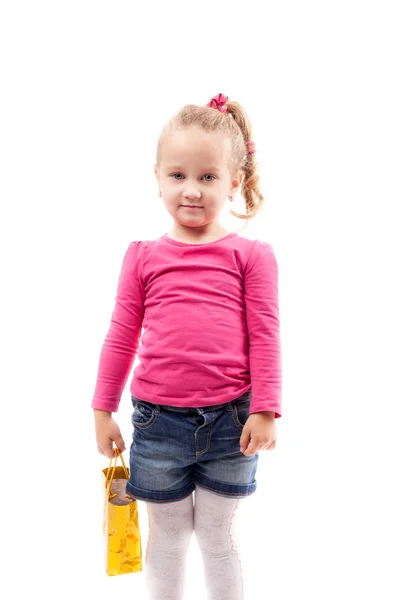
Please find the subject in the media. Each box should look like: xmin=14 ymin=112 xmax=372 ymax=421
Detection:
xmin=244 ymin=240 xmax=282 ymax=418
xmin=91 ymin=241 xmax=145 ymax=412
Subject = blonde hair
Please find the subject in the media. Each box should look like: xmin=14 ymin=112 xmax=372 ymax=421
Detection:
xmin=156 ymin=98 xmax=264 ymax=224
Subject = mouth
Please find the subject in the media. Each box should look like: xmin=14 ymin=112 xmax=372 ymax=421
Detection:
xmin=181 ymin=205 xmax=202 ymax=209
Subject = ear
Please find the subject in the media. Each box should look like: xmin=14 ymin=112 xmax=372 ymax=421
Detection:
xmin=153 ymin=164 xmax=159 ymax=181
xmin=230 ymin=169 xmax=245 ymax=196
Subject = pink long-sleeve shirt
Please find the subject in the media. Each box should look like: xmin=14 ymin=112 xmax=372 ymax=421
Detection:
xmin=91 ymin=232 xmax=282 ymax=417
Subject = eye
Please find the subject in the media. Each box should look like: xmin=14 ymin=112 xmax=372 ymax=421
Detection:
xmin=171 ymin=173 xmax=216 ymax=181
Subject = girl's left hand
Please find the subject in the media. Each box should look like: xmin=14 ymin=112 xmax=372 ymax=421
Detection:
xmin=240 ymin=412 xmax=277 ymax=456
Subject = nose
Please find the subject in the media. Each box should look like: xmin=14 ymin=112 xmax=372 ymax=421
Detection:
xmin=182 ymin=185 xmax=201 ymax=200
xmin=183 ymin=191 xmax=201 ymax=200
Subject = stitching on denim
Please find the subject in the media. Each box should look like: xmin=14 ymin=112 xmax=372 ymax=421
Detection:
xmin=194 ymin=482 xmax=254 ymax=496
xmin=196 ymin=422 xmax=213 ymax=456
xmin=126 ymin=488 xmax=194 ymax=503
xmin=131 ymin=409 xmax=158 ymax=429
xmin=232 ymin=404 xmax=244 ymax=430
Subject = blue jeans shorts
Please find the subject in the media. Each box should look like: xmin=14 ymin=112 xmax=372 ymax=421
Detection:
xmin=125 ymin=390 xmax=259 ymax=504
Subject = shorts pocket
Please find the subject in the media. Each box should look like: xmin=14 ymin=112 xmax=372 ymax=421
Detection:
xmin=231 ymin=392 xmax=251 ymax=430
xmin=131 ymin=399 xmax=157 ymax=429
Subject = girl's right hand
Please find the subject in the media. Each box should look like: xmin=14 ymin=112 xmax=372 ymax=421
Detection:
xmin=93 ymin=409 xmax=126 ymax=459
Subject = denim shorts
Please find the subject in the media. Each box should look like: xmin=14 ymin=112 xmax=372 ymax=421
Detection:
xmin=125 ymin=390 xmax=259 ymax=504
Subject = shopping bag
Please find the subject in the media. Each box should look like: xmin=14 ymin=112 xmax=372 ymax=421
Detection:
xmin=101 ymin=446 xmax=142 ymax=576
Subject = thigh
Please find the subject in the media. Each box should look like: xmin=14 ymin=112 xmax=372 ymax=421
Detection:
xmin=194 ymin=485 xmax=242 ymax=538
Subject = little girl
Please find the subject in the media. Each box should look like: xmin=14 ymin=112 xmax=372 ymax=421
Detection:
xmin=92 ymin=93 xmax=282 ymax=599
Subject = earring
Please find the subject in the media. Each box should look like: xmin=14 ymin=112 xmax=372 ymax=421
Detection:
xmin=229 ymin=195 xmax=234 ymax=201
xmin=159 ymin=191 xmax=162 ymax=197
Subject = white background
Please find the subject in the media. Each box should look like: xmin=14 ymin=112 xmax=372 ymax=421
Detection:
xmin=1 ymin=1 xmax=399 ymax=598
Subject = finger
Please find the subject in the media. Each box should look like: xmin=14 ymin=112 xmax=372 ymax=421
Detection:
xmin=102 ymin=444 xmax=114 ymax=459
xmin=243 ymin=440 xmax=258 ymax=456
xmin=240 ymin=431 xmax=251 ymax=453
xmin=265 ymin=440 xmax=276 ymax=450
xmin=115 ymin=436 xmax=126 ymax=453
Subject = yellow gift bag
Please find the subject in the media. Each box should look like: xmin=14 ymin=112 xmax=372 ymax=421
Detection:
xmin=101 ymin=447 xmax=142 ymax=576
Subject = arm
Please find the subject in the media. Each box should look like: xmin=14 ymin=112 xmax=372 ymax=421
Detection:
xmin=244 ymin=240 xmax=282 ymax=418
xmin=91 ymin=241 xmax=145 ymax=413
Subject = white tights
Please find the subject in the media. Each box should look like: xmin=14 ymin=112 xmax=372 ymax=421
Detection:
xmin=144 ymin=485 xmax=244 ymax=600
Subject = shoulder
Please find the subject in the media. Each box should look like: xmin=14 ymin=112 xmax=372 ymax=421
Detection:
xmin=235 ymin=234 xmax=274 ymax=253
xmin=244 ymin=238 xmax=279 ymax=276
xmin=246 ymin=237 xmax=277 ymax=260
xmin=120 ymin=240 xmax=146 ymax=271
xmin=123 ymin=239 xmax=157 ymax=269
xmin=125 ymin=239 xmax=157 ymax=253
xmin=124 ymin=240 xmax=144 ymax=257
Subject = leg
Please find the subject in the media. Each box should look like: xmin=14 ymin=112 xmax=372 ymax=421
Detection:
xmin=194 ymin=485 xmax=244 ymax=600
xmin=145 ymin=493 xmax=194 ymax=600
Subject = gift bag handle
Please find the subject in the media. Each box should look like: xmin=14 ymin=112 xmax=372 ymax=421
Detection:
xmin=105 ymin=447 xmax=133 ymax=501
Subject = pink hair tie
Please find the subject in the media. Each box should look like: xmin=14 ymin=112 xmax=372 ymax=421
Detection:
xmin=207 ymin=93 xmax=229 ymax=112
xmin=246 ymin=140 xmax=256 ymax=154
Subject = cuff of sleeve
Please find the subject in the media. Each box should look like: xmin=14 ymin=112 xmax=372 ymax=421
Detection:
xmin=91 ymin=399 xmax=118 ymax=412
xmin=250 ymin=404 xmax=281 ymax=419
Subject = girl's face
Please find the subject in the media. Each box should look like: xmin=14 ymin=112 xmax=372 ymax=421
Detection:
xmin=154 ymin=128 xmax=244 ymax=236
